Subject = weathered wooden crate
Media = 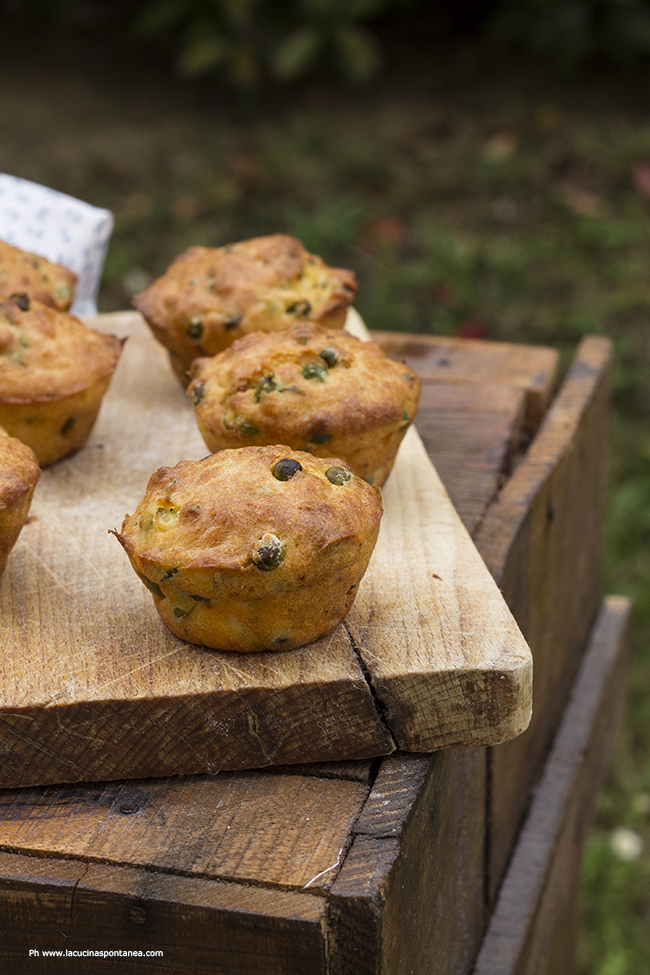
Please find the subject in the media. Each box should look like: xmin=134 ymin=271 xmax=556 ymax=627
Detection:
xmin=0 ymin=328 xmax=625 ymax=974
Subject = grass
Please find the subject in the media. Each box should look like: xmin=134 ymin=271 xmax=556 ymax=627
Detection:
xmin=0 ymin=25 xmax=649 ymax=971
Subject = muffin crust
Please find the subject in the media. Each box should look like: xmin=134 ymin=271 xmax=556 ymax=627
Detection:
xmin=114 ymin=445 xmax=383 ymax=653
xmin=0 ymin=240 xmax=76 ymax=310
xmin=187 ymin=322 xmax=421 ymax=486
xmin=0 ymin=425 xmax=40 ymax=575
xmin=133 ymin=234 xmax=357 ymax=383
xmin=0 ymin=295 xmax=123 ymax=465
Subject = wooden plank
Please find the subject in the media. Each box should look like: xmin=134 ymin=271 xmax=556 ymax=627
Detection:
xmin=344 ymin=424 xmax=532 ymax=751
xmin=0 ymin=851 xmax=85 ymax=973
xmin=0 ymin=772 xmax=367 ymax=892
xmin=0 ymin=310 xmax=532 ymax=786
xmin=0 ymin=851 xmax=327 ymax=975
xmin=374 ymin=331 xmax=559 ymax=435
xmin=0 ymin=309 xmax=392 ymax=787
xmin=473 ymin=596 xmax=631 ymax=975
xmin=265 ymin=759 xmax=376 ymax=784
xmin=327 ymin=748 xmax=487 ymax=975
xmin=474 ymin=335 xmax=612 ymax=903
xmin=414 ymin=382 xmax=526 ymax=533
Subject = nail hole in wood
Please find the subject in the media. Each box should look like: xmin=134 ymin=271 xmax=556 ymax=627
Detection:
xmin=119 ymin=803 xmax=140 ymax=815
xmin=129 ymin=905 xmax=147 ymax=925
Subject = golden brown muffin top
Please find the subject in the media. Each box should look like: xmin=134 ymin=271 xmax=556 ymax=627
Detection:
xmin=188 ymin=322 xmax=421 ymax=442
xmin=116 ymin=445 xmax=382 ymax=600
xmin=0 ymin=424 xmax=40 ymax=510
xmin=0 ymin=240 xmax=76 ymax=311
xmin=0 ymin=295 xmax=123 ymax=403
xmin=133 ymin=234 xmax=357 ymax=358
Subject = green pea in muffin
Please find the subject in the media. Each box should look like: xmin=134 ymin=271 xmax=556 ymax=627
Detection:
xmin=187 ymin=321 xmax=421 ymax=487
xmin=133 ymin=234 xmax=357 ymax=384
xmin=0 ymin=424 xmax=40 ymax=576
xmin=0 ymin=294 xmax=123 ymax=466
xmin=113 ymin=445 xmax=383 ymax=653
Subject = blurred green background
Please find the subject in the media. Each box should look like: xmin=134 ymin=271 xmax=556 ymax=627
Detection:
xmin=1 ymin=2 xmax=649 ymax=970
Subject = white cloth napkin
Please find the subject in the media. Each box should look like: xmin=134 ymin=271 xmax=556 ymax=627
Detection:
xmin=0 ymin=174 xmax=114 ymax=316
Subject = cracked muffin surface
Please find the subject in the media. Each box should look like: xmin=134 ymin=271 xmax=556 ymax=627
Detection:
xmin=0 ymin=294 xmax=123 ymax=465
xmin=114 ymin=444 xmax=383 ymax=653
xmin=133 ymin=234 xmax=357 ymax=384
xmin=187 ymin=321 xmax=421 ymax=486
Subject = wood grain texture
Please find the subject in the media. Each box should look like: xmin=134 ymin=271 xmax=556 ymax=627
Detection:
xmin=345 ymin=425 xmax=532 ymax=751
xmin=0 ymin=310 xmax=532 ymax=787
xmin=374 ymin=331 xmax=559 ymax=434
xmin=327 ymin=748 xmax=487 ymax=975
xmin=474 ymin=335 xmax=613 ymax=903
xmin=473 ymin=596 xmax=630 ymax=975
xmin=265 ymin=759 xmax=376 ymax=783
xmin=0 ymin=851 xmax=328 ymax=974
xmin=414 ymin=383 xmax=526 ymax=534
xmin=0 ymin=772 xmax=366 ymax=891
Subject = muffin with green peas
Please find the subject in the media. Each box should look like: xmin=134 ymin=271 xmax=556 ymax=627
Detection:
xmin=113 ymin=444 xmax=383 ymax=653
xmin=133 ymin=233 xmax=357 ymax=385
xmin=0 ymin=424 xmax=40 ymax=576
xmin=186 ymin=321 xmax=421 ymax=487
xmin=0 ymin=293 xmax=123 ymax=466
xmin=0 ymin=239 xmax=76 ymax=311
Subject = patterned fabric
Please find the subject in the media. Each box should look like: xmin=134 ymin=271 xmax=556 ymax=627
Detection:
xmin=0 ymin=174 xmax=113 ymax=316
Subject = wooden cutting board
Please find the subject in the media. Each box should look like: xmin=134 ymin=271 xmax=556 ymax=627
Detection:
xmin=0 ymin=311 xmax=532 ymax=787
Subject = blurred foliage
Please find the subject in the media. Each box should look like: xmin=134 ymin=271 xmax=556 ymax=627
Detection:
xmin=581 ymin=830 xmax=650 ymax=974
xmin=0 ymin=0 xmax=423 ymax=86
xmin=489 ymin=0 xmax=650 ymax=71
xmin=7 ymin=0 xmax=650 ymax=85
xmin=131 ymin=0 xmax=397 ymax=86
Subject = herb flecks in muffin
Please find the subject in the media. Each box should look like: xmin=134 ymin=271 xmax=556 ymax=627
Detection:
xmin=287 ymin=299 xmax=311 ymax=317
xmin=139 ymin=574 xmax=164 ymax=599
xmin=223 ymin=314 xmax=243 ymax=330
xmin=187 ymin=319 xmax=203 ymax=339
xmin=273 ymin=458 xmax=302 ymax=480
xmin=59 ymin=416 xmax=75 ymax=436
xmin=252 ymin=532 xmax=284 ymax=570
xmin=398 ymin=407 xmax=411 ymax=430
xmin=236 ymin=417 xmax=260 ymax=436
xmin=310 ymin=431 xmax=331 ymax=444
xmin=302 ymin=362 xmax=328 ymax=382
xmin=10 ymin=293 xmax=30 ymax=312
xmin=326 ymin=466 xmax=352 ymax=485
xmin=319 ymin=347 xmax=339 ymax=367
xmin=254 ymin=374 xmax=280 ymax=402
xmin=154 ymin=505 xmax=179 ymax=531
xmin=191 ymin=382 xmax=205 ymax=405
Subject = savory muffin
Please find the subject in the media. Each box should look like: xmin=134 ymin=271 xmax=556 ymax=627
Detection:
xmin=133 ymin=234 xmax=357 ymax=384
xmin=0 ymin=239 xmax=76 ymax=311
xmin=0 ymin=424 xmax=40 ymax=575
xmin=0 ymin=294 xmax=123 ymax=466
xmin=113 ymin=445 xmax=383 ymax=653
xmin=187 ymin=322 xmax=421 ymax=487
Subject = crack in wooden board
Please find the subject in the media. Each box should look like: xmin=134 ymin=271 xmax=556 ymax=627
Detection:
xmin=0 ymin=310 xmax=531 ymax=787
